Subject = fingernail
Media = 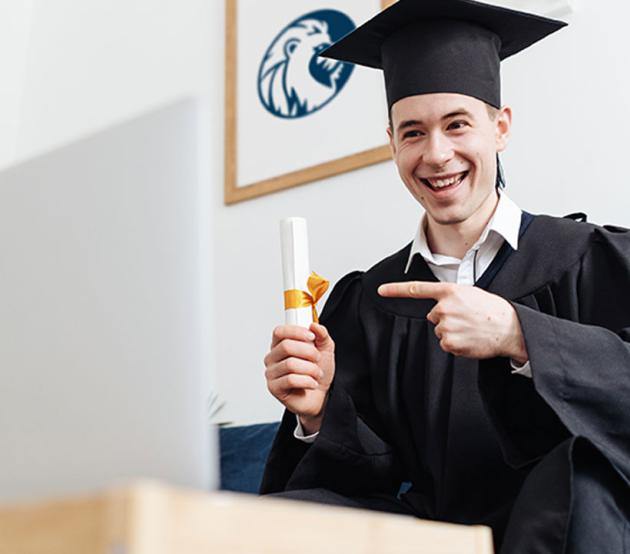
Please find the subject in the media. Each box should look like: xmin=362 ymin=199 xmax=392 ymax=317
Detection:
xmin=319 ymin=371 xmax=324 ymax=379
xmin=307 ymin=332 xmax=316 ymax=341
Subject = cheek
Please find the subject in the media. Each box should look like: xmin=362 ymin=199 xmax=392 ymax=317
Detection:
xmin=405 ymin=183 xmax=426 ymax=208
xmin=473 ymin=135 xmax=497 ymax=166
xmin=396 ymin=145 xmax=420 ymax=171
xmin=455 ymin=141 xmax=488 ymax=173
xmin=402 ymin=179 xmax=427 ymax=205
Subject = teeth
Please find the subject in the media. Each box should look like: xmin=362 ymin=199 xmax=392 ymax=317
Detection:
xmin=426 ymin=172 xmax=466 ymax=189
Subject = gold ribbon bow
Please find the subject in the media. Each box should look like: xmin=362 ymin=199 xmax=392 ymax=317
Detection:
xmin=284 ymin=272 xmax=330 ymax=323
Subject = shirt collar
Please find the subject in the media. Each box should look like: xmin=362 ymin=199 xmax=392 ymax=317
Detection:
xmin=404 ymin=190 xmax=522 ymax=274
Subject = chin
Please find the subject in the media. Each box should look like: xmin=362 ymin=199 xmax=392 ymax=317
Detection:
xmin=432 ymin=215 xmax=469 ymax=226
xmin=426 ymin=207 xmax=470 ymax=226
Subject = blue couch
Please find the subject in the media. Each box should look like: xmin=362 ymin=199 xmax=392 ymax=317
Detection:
xmin=219 ymin=422 xmax=280 ymax=493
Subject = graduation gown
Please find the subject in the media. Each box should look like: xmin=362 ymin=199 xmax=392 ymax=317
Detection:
xmin=261 ymin=214 xmax=630 ymax=552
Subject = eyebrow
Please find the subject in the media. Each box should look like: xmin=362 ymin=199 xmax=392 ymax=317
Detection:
xmin=396 ymin=109 xmax=475 ymax=133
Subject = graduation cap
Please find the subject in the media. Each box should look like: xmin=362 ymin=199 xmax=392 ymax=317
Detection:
xmin=321 ymin=0 xmax=567 ymax=110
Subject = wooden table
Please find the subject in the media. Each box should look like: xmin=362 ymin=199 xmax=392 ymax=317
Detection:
xmin=0 ymin=481 xmax=493 ymax=554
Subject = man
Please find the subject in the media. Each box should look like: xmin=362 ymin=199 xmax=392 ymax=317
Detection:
xmin=261 ymin=1 xmax=630 ymax=552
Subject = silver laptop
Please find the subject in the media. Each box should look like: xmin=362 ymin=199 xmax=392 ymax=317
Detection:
xmin=0 ymin=99 xmax=215 ymax=502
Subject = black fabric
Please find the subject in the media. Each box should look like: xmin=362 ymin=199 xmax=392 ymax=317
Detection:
xmin=475 ymin=211 xmax=534 ymax=288
xmin=382 ymin=19 xmax=502 ymax=109
xmin=501 ymin=437 xmax=630 ymax=554
xmin=321 ymin=0 xmax=567 ymax=109
xmin=565 ymin=439 xmax=630 ymax=554
xmin=261 ymin=214 xmax=630 ymax=552
xmin=501 ymin=438 xmax=573 ymax=553
xmin=268 ymin=487 xmax=417 ymax=516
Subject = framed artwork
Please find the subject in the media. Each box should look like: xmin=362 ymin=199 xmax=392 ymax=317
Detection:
xmin=224 ymin=0 xmax=395 ymax=205
xmin=223 ymin=0 xmax=572 ymax=205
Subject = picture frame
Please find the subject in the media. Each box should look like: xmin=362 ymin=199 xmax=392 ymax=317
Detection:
xmin=224 ymin=0 xmax=395 ymax=205
xmin=223 ymin=0 xmax=572 ymax=205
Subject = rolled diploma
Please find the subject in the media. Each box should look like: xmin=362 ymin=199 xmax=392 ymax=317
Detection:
xmin=280 ymin=217 xmax=313 ymax=328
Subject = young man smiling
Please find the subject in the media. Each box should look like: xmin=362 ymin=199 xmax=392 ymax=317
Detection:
xmin=389 ymin=94 xmax=512 ymax=240
xmin=380 ymin=93 xmax=528 ymax=367
xmin=261 ymin=1 xmax=630 ymax=552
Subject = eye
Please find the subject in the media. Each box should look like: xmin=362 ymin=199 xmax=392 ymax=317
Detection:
xmin=447 ymin=120 xmax=469 ymax=131
xmin=402 ymin=129 xmax=424 ymax=139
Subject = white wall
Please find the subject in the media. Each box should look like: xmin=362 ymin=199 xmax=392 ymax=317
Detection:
xmin=2 ymin=0 xmax=629 ymax=425
xmin=0 ymin=0 xmax=34 ymax=165
xmin=13 ymin=0 xmax=217 ymax=163
xmin=499 ymin=0 xmax=625 ymax=226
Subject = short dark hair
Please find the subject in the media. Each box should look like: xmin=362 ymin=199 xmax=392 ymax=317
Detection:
xmin=485 ymin=105 xmax=506 ymax=189
xmin=485 ymin=104 xmax=499 ymax=120
xmin=496 ymin=153 xmax=505 ymax=189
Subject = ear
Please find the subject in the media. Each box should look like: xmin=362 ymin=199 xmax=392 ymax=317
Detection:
xmin=387 ymin=125 xmax=397 ymax=157
xmin=495 ymin=106 xmax=512 ymax=153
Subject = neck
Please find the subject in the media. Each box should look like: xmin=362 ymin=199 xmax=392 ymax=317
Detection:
xmin=425 ymin=190 xmax=500 ymax=259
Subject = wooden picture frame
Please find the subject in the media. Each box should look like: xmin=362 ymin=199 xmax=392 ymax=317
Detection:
xmin=224 ymin=0 xmax=396 ymax=205
xmin=223 ymin=0 xmax=571 ymax=205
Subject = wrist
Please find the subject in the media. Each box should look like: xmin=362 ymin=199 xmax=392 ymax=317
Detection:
xmin=299 ymin=413 xmax=324 ymax=435
xmin=509 ymin=350 xmax=528 ymax=366
xmin=501 ymin=303 xmax=528 ymax=363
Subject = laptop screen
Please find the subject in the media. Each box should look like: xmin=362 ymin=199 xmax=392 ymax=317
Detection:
xmin=0 ymin=99 xmax=215 ymax=502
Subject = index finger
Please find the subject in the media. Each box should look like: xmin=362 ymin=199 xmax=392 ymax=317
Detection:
xmin=377 ymin=281 xmax=451 ymax=300
xmin=271 ymin=325 xmax=316 ymax=348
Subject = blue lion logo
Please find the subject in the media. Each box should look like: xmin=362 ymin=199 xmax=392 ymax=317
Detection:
xmin=257 ymin=10 xmax=356 ymax=119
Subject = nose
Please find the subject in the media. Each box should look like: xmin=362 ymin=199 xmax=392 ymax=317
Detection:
xmin=422 ymin=132 xmax=454 ymax=168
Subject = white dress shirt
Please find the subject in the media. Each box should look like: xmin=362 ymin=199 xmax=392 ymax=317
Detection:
xmin=295 ymin=190 xmax=531 ymax=443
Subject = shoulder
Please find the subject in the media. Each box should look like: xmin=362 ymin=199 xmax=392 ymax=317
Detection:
xmin=506 ymin=213 xmax=630 ymax=296
xmin=588 ymin=220 xmax=630 ymax=268
xmin=530 ymin=213 xmax=630 ymax=253
xmin=530 ymin=213 xmax=597 ymax=242
xmin=523 ymin=215 xmax=630 ymax=328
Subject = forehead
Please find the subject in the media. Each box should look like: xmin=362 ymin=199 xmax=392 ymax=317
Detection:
xmin=390 ymin=93 xmax=487 ymax=126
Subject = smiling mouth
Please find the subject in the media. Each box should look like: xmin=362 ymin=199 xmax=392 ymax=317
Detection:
xmin=420 ymin=171 xmax=469 ymax=191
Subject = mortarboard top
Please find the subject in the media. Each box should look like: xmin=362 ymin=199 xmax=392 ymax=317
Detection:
xmin=321 ymin=0 xmax=567 ymax=110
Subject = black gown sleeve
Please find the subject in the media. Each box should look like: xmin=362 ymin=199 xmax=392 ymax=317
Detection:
xmin=480 ymin=226 xmax=630 ymax=478
xmin=260 ymin=271 xmax=402 ymax=496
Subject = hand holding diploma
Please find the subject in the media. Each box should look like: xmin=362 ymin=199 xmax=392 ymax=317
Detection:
xmin=263 ymin=217 xmax=333 ymax=435
xmin=264 ymin=323 xmax=335 ymax=434
xmin=378 ymin=281 xmax=528 ymax=364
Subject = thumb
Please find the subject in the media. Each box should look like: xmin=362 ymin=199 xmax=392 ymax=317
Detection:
xmin=310 ymin=322 xmax=334 ymax=351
